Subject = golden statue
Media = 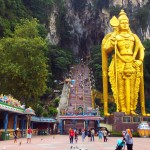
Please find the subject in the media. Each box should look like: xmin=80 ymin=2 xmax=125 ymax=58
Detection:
xmin=102 ymin=10 xmax=147 ymax=116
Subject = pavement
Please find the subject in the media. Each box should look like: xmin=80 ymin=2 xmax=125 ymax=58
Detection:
xmin=0 ymin=135 xmax=149 ymax=150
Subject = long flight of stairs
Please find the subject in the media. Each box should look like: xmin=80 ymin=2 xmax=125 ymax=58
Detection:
xmin=57 ymin=61 xmax=103 ymax=135
xmin=67 ymin=64 xmax=92 ymax=114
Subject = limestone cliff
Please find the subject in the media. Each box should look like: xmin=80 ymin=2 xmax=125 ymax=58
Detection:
xmin=47 ymin=6 xmax=59 ymax=45
xmin=110 ymin=0 xmax=148 ymax=7
xmin=48 ymin=0 xmax=150 ymax=56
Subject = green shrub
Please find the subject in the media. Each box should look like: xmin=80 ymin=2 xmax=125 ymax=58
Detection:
xmin=110 ymin=131 xmax=139 ymax=137
xmin=132 ymin=132 xmax=139 ymax=137
xmin=110 ymin=131 xmax=122 ymax=137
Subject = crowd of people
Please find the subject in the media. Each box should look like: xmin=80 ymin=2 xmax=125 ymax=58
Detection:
xmin=69 ymin=128 xmax=133 ymax=150
xmin=12 ymin=126 xmax=133 ymax=150
xmin=69 ymin=128 xmax=110 ymax=144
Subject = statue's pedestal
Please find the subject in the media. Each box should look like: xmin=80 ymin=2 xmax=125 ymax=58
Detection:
xmin=105 ymin=112 xmax=150 ymax=132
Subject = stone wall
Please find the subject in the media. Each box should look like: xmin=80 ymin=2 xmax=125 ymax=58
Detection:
xmin=106 ymin=112 xmax=150 ymax=132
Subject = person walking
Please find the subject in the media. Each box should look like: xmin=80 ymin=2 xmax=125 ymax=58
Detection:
xmin=91 ymin=128 xmax=95 ymax=142
xmin=27 ymin=127 xmax=32 ymax=143
xmin=81 ymin=129 xmax=85 ymax=142
xmin=98 ymin=129 xmax=103 ymax=142
xmin=102 ymin=129 xmax=108 ymax=142
xmin=87 ymin=129 xmax=91 ymax=142
xmin=69 ymin=128 xmax=74 ymax=144
xmin=124 ymin=129 xmax=133 ymax=150
xmin=13 ymin=128 xmax=18 ymax=143
xmin=74 ymin=130 xmax=78 ymax=143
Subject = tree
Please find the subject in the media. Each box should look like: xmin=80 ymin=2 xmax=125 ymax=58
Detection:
xmin=47 ymin=106 xmax=58 ymax=117
xmin=0 ymin=19 xmax=48 ymax=106
xmin=0 ymin=0 xmax=5 ymax=16
xmin=89 ymin=45 xmax=102 ymax=91
xmin=53 ymin=97 xmax=60 ymax=107
xmin=49 ymin=45 xmax=73 ymax=80
xmin=23 ymin=0 xmax=55 ymax=24
xmin=35 ymin=104 xmax=44 ymax=117
xmin=0 ymin=0 xmax=31 ymax=38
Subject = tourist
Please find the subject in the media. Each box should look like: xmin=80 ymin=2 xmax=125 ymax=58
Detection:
xmin=124 ymin=129 xmax=133 ymax=150
xmin=36 ymin=128 xmax=39 ymax=135
xmin=87 ymin=129 xmax=91 ymax=142
xmin=27 ymin=127 xmax=32 ymax=143
xmin=91 ymin=128 xmax=95 ymax=142
xmin=13 ymin=128 xmax=18 ymax=143
xmin=98 ymin=129 xmax=103 ymax=141
xmin=84 ymin=129 xmax=87 ymax=139
xmin=69 ymin=128 xmax=74 ymax=144
xmin=74 ymin=130 xmax=78 ymax=143
xmin=122 ymin=130 xmax=126 ymax=138
xmin=81 ymin=129 xmax=85 ymax=142
xmin=102 ymin=129 xmax=108 ymax=142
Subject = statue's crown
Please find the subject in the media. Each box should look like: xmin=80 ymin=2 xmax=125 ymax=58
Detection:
xmin=118 ymin=10 xmax=129 ymax=21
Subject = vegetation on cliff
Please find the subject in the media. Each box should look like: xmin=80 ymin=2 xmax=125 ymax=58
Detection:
xmin=0 ymin=0 xmax=73 ymax=117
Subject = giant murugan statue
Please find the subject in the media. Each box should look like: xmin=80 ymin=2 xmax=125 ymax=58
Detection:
xmin=102 ymin=10 xmax=147 ymax=116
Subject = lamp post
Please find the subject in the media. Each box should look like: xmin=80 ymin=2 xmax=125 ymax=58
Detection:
xmin=24 ymin=107 xmax=35 ymax=135
xmin=26 ymin=114 xmax=31 ymax=132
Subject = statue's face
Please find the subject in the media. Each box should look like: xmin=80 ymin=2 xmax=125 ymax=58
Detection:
xmin=119 ymin=19 xmax=129 ymax=31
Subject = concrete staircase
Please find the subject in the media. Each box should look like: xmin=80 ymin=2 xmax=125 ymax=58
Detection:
xmin=57 ymin=63 xmax=103 ymax=135
xmin=68 ymin=64 xmax=92 ymax=112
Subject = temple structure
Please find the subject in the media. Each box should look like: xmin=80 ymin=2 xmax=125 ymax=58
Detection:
xmin=0 ymin=95 xmax=56 ymax=140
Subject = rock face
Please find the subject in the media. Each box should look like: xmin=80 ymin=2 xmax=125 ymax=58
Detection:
xmin=47 ymin=7 xmax=59 ymax=45
xmin=48 ymin=0 xmax=150 ymax=56
xmin=111 ymin=0 xmax=148 ymax=7
xmin=61 ymin=0 xmax=109 ymax=57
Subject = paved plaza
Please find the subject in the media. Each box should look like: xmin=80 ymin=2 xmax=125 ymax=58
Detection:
xmin=0 ymin=135 xmax=149 ymax=150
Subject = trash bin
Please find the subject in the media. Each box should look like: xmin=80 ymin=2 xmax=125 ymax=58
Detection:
xmin=1 ymin=131 xmax=10 ymax=140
